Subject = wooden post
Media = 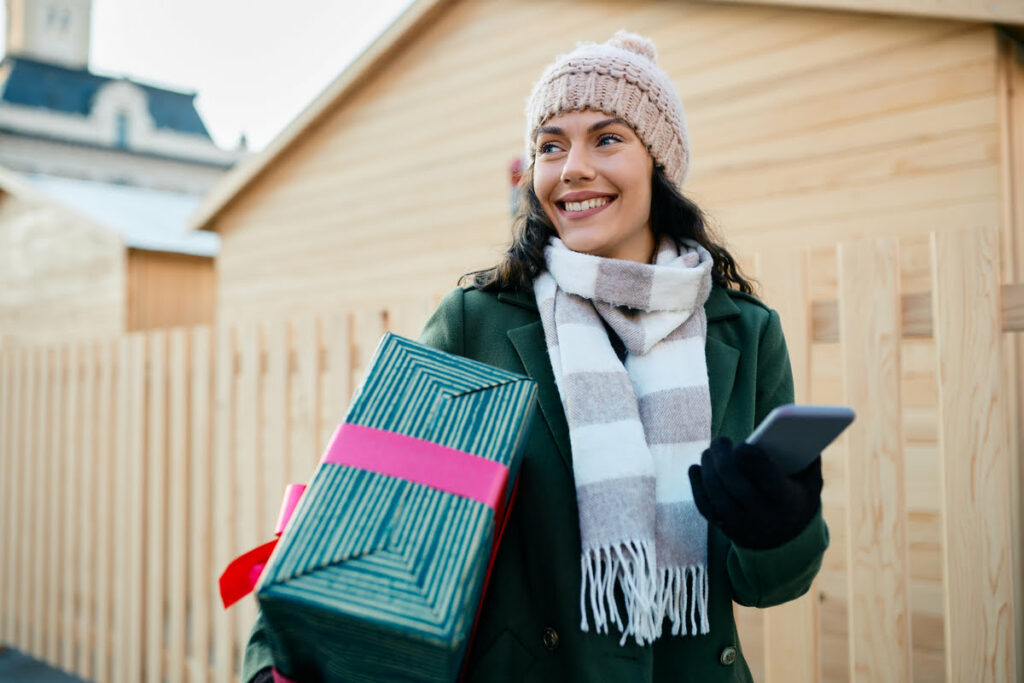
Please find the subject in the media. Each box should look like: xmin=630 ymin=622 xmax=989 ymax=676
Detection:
xmin=932 ymin=227 xmax=1016 ymax=681
xmin=168 ymin=329 xmax=189 ymax=683
xmin=212 ymin=325 xmax=238 ymax=682
xmin=78 ymin=342 xmax=98 ymax=679
xmin=124 ymin=335 xmax=147 ymax=683
xmin=145 ymin=332 xmax=168 ymax=683
xmin=0 ymin=349 xmax=12 ymax=645
xmin=759 ymin=247 xmax=820 ymax=683
xmin=235 ymin=322 xmax=262 ymax=653
xmin=94 ymin=341 xmax=114 ymax=682
xmin=290 ymin=315 xmax=320 ymax=487
xmin=839 ymin=238 xmax=912 ymax=681
xmin=189 ymin=327 xmax=213 ymax=683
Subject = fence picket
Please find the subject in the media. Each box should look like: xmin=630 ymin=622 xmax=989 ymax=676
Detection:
xmin=0 ymin=349 xmax=13 ymax=644
xmin=124 ymin=335 xmax=147 ymax=683
xmin=168 ymin=329 xmax=189 ymax=683
xmin=32 ymin=347 xmax=48 ymax=657
xmin=321 ymin=313 xmax=352 ymax=452
xmin=290 ymin=315 xmax=319 ymax=487
xmin=932 ymin=227 xmax=1016 ymax=681
xmin=94 ymin=341 xmax=114 ymax=682
xmin=189 ymin=327 xmax=213 ymax=683
xmin=262 ymin=321 xmax=289 ymax=535
xmin=77 ymin=343 xmax=97 ymax=678
xmin=235 ymin=323 xmax=262 ymax=660
xmin=839 ymin=238 xmax=912 ymax=682
xmin=61 ymin=344 xmax=78 ymax=669
xmin=45 ymin=346 xmax=62 ymax=664
xmin=759 ymin=248 xmax=819 ymax=683
xmin=145 ymin=332 xmax=168 ymax=683
xmin=212 ymin=325 xmax=238 ymax=682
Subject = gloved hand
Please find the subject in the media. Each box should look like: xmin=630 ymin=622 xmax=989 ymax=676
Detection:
xmin=687 ymin=436 xmax=823 ymax=550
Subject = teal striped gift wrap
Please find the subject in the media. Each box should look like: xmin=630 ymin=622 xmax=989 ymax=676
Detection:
xmin=256 ymin=332 xmax=537 ymax=683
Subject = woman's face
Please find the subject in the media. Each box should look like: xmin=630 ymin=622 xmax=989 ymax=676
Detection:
xmin=533 ymin=110 xmax=655 ymax=263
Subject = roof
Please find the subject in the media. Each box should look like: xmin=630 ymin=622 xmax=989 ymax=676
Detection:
xmin=188 ymin=0 xmax=1024 ymax=232
xmin=0 ymin=55 xmax=212 ymax=138
xmin=21 ymin=174 xmax=220 ymax=257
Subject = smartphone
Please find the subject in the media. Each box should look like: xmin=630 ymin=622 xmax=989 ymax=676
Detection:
xmin=744 ymin=404 xmax=855 ymax=474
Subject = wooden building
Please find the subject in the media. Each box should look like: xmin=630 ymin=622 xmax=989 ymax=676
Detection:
xmin=188 ymin=0 xmax=1024 ymax=680
xmin=0 ymin=166 xmax=217 ymax=343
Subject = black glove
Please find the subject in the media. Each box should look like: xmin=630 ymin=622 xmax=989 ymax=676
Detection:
xmin=687 ymin=436 xmax=823 ymax=550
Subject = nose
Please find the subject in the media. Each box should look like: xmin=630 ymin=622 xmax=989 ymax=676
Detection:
xmin=560 ymin=145 xmax=595 ymax=184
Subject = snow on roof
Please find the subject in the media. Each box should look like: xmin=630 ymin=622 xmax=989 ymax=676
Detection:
xmin=25 ymin=174 xmax=220 ymax=257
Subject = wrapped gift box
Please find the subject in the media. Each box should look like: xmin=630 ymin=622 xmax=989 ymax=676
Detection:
xmin=256 ymin=332 xmax=536 ymax=682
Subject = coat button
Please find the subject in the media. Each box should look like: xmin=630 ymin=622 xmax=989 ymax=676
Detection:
xmin=542 ymin=627 xmax=559 ymax=651
xmin=719 ymin=645 xmax=737 ymax=666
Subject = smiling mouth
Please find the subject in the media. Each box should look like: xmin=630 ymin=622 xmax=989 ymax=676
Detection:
xmin=557 ymin=196 xmax=614 ymax=214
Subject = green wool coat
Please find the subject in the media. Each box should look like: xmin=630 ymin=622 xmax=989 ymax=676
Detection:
xmin=242 ymin=284 xmax=829 ymax=683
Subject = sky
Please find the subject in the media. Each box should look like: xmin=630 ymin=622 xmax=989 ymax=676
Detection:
xmin=1 ymin=0 xmax=415 ymax=150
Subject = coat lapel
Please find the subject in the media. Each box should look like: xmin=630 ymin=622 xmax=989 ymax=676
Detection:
xmin=507 ymin=321 xmax=572 ymax=471
xmin=704 ymin=287 xmax=741 ymax=437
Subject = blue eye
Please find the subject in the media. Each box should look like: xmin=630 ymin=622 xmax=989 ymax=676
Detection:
xmin=538 ymin=142 xmax=560 ymax=154
xmin=598 ymin=134 xmax=622 ymax=146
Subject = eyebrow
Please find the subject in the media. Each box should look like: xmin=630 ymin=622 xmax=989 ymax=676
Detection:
xmin=534 ymin=117 xmax=627 ymax=139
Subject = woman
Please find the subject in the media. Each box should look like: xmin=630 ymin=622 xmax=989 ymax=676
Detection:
xmin=244 ymin=31 xmax=827 ymax=683
xmin=415 ymin=32 xmax=827 ymax=682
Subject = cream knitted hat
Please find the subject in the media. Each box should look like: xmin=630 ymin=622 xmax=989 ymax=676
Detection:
xmin=525 ymin=31 xmax=690 ymax=188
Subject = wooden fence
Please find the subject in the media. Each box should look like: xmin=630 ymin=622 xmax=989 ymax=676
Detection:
xmin=0 ymin=228 xmax=1020 ymax=682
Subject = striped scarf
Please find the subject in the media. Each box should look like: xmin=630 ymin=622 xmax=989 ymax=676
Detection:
xmin=533 ymin=237 xmax=713 ymax=645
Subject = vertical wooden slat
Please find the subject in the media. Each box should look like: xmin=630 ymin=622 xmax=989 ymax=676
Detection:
xmin=212 ymin=325 xmax=238 ymax=681
xmin=262 ymin=321 xmax=289 ymax=534
xmin=31 ymin=347 xmax=48 ymax=657
xmin=78 ymin=342 xmax=97 ymax=679
xmin=48 ymin=346 xmax=65 ymax=665
xmin=839 ymin=238 xmax=911 ymax=682
xmin=932 ymin=227 xmax=1016 ymax=682
xmin=320 ymin=313 xmax=352 ymax=459
xmin=996 ymin=34 xmax=1024 ymax=683
xmin=168 ymin=329 xmax=189 ymax=683
xmin=189 ymin=327 xmax=213 ymax=683
xmin=759 ymin=248 xmax=820 ymax=683
xmin=351 ymin=308 xmax=387 ymax=395
xmin=145 ymin=332 xmax=168 ymax=683
xmin=112 ymin=338 xmax=129 ymax=683
xmin=234 ymin=322 xmax=262 ymax=668
xmin=0 ymin=348 xmax=12 ymax=644
xmin=14 ymin=347 xmax=30 ymax=652
xmin=62 ymin=344 xmax=79 ymax=669
xmin=290 ymin=316 xmax=319 ymax=486
xmin=122 ymin=335 xmax=147 ymax=683
xmin=94 ymin=340 xmax=115 ymax=682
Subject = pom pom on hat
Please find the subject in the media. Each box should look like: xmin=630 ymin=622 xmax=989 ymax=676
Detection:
xmin=524 ymin=32 xmax=690 ymax=189
xmin=606 ymin=30 xmax=657 ymax=63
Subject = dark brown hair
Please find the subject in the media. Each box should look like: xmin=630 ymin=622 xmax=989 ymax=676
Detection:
xmin=464 ymin=164 xmax=756 ymax=294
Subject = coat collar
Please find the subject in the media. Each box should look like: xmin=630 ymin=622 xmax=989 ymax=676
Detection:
xmin=502 ymin=284 xmax=742 ymax=473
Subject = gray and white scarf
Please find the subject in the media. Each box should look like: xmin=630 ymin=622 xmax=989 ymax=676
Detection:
xmin=534 ymin=237 xmax=714 ymax=645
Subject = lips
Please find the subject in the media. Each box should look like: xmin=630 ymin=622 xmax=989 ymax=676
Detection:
xmin=556 ymin=194 xmax=615 ymax=219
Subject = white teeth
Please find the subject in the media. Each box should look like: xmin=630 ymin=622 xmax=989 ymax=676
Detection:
xmin=563 ymin=197 xmax=610 ymax=212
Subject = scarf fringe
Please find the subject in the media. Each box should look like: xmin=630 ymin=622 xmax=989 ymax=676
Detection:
xmin=580 ymin=542 xmax=710 ymax=646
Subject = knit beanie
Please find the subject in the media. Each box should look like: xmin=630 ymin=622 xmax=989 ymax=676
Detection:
xmin=525 ymin=31 xmax=690 ymax=189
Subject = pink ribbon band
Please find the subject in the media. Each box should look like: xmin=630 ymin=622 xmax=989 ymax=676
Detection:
xmin=322 ymin=423 xmax=508 ymax=512
xmin=274 ymin=483 xmax=307 ymax=536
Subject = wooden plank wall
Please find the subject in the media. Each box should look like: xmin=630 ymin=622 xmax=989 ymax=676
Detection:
xmin=1 ymin=232 xmax=1019 ymax=681
xmin=125 ymin=249 xmax=216 ymax=333
xmin=0 ymin=193 xmax=125 ymax=342
xmin=209 ymin=1 xmax=1000 ymax=324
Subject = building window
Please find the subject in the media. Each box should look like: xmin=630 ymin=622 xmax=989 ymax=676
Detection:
xmin=116 ymin=112 xmax=130 ymax=148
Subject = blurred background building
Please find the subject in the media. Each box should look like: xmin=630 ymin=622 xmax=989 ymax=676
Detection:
xmin=0 ymin=0 xmax=246 ymax=342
